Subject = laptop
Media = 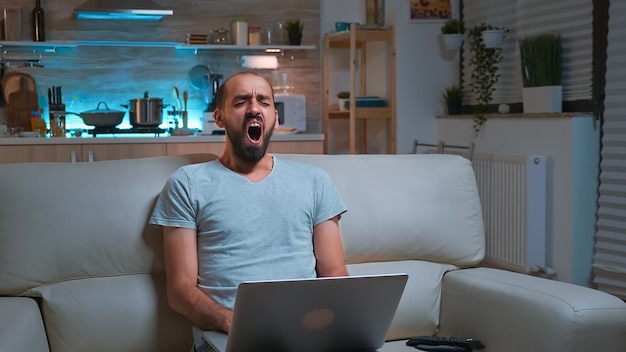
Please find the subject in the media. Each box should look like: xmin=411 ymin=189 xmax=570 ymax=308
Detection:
xmin=203 ymin=273 xmax=408 ymax=352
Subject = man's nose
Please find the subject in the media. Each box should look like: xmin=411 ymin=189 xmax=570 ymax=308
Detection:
xmin=248 ymin=99 xmax=262 ymax=113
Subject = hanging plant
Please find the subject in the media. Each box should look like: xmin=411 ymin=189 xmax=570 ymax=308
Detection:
xmin=441 ymin=19 xmax=465 ymax=50
xmin=468 ymin=22 xmax=506 ymax=134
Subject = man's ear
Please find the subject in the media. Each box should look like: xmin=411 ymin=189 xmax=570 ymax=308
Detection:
xmin=274 ymin=109 xmax=279 ymax=129
xmin=214 ymin=109 xmax=225 ymax=128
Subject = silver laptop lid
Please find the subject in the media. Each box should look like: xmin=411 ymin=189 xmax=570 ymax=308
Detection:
xmin=210 ymin=273 xmax=408 ymax=352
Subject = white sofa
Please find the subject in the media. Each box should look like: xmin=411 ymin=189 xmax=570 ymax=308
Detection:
xmin=0 ymin=153 xmax=625 ymax=352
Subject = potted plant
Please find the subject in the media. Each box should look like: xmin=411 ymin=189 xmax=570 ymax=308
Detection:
xmin=441 ymin=19 xmax=465 ymax=51
xmin=479 ymin=23 xmax=508 ymax=49
xmin=443 ymin=85 xmax=463 ymax=115
xmin=285 ymin=18 xmax=303 ymax=46
xmin=337 ymin=91 xmax=350 ymax=111
xmin=468 ymin=22 xmax=505 ymax=134
xmin=519 ymin=33 xmax=563 ymax=113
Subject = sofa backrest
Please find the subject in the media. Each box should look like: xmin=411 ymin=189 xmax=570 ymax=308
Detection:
xmin=0 ymin=153 xmax=217 ymax=352
xmin=276 ymin=154 xmax=486 ymax=267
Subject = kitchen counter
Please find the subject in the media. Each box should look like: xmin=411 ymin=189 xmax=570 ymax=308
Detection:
xmin=0 ymin=133 xmax=325 ymax=163
xmin=0 ymin=133 xmax=324 ymax=146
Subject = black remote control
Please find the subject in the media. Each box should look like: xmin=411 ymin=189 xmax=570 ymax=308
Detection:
xmin=406 ymin=336 xmax=485 ymax=351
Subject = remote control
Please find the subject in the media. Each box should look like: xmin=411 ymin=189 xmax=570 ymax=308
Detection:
xmin=406 ymin=336 xmax=485 ymax=351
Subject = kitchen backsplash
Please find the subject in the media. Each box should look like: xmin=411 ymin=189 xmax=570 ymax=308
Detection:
xmin=0 ymin=0 xmax=320 ymax=132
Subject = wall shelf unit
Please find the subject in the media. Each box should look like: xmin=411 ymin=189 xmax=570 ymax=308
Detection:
xmin=322 ymin=24 xmax=396 ymax=154
xmin=0 ymin=41 xmax=316 ymax=52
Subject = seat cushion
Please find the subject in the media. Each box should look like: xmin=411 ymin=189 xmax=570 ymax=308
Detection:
xmin=348 ymin=260 xmax=458 ymax=340
xmin=0 ymin=297 xmax=49 ymax=352
xmin=31 ymin=274 xmax=192 ymax=352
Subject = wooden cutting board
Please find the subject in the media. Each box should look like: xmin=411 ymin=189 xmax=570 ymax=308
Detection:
xmin=2 ymin=72 xmax=37 ymax=104
xmin=7 ymin=77 xmax=39 ymax=131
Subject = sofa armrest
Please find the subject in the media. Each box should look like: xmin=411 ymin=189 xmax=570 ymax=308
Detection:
xmin=439 ymin=268 xmax=626 ymax=352
xmin=0 ymin=297 xmax=50 ymax=352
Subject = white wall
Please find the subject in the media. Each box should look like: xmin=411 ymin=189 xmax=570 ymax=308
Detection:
xmin=438 ymin=116 xmax=601 ymax=286
xmin=320 ymin=0 xmax=459 ymax=154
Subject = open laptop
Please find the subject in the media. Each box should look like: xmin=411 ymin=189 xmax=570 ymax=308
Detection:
xmin=203 ymin=273 xmax=408 ymax=352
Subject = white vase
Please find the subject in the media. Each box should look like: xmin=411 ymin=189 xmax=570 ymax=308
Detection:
xmin=338 ymin=98 xmax=349 ymax=111
xmin=442 ymin=34 xmax=463 ymax=51
xmin=523 ymin=86 xmax=563 ymax=113
xmin=481 ymin=29 xmax=504 ymax=49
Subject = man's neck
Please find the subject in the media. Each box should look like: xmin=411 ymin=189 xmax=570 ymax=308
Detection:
xmin=219 ymin=152 xmax=274 ymax=183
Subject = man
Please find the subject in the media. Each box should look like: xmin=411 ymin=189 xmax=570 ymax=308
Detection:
xmin=149 ymin=71 xmax=348 ymax=350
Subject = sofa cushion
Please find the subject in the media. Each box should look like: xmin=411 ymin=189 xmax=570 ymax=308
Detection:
xmin=348 ymin=260 xmax=459 ymax=340
xmin=31 ymin=274 xmax=191 ymax=352
xmin=276 ymin=154 xmax=485 ymax=267
xmin=439 ymin=268 xmax=626 ymax=352
xmin=0 ymin=297 xmax=49 ymax=352
xmin=0 ymin=154 xmax=217 ymax=295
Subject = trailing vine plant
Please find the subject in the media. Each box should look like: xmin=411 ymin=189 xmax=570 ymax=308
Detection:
xmin=468 ymin=22 xmax=506 ymax=135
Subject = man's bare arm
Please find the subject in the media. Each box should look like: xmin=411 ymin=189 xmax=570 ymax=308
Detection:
xmin=162 ymin=226 xmax=233 ymax=332
xmin=313 ymin=216 xmax=349 ymax=277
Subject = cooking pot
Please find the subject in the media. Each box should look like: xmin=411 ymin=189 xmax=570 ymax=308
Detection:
xmin=122 ymin=91 xmax=166 ymax=127
xmin=77 ymin=102 xmax=125 ymax=127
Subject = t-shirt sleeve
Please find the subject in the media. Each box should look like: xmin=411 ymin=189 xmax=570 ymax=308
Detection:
xmin=149 ymin=167 xmax=197 ymax=229
xmin=312 ymin=168 xmax=347 ymax=226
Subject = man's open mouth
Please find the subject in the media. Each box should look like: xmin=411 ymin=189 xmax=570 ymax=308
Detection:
xmin=247 ymin=121 xmax=262 ymax=144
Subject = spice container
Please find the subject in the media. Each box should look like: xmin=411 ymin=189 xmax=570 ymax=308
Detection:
xmin=30 ymin=110 xmax=47 ymax=137
xmin=248 ymin=26 xmax=261 ymax=45
xmin=231 ymin=18 xmax=248 ymax=45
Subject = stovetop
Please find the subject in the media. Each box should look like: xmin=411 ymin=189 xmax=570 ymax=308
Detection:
xmin=88 ymin=127 xmax=167 ymax=137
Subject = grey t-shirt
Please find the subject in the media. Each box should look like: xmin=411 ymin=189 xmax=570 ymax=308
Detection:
xmin=149 ymin=156 xmax=347 ymax=309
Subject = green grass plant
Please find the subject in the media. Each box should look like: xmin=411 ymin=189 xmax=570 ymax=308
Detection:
xmin=519 ymin=34 xmax=563 ymax=87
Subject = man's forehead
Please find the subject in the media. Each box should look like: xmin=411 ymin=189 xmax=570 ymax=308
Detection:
xmin=230 ymin=74 xmax=272 ymax=92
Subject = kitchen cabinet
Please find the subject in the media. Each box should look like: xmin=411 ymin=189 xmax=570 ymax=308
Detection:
xmin=0 ymin=143 xmax=164 ymax=163
xmin=82 ymin=144 xmax=165 ymax=162
xmin=0 ymin=137 xmax=323 ymax=164
xmin=167 ymin=143 xmax=225 ymax=156
xmin=322 ymin=24 xmax=396 ymax=154
xmin=0 ymin=145 xmax=79 ymax=163
xmin=166 ymin=140 xmax=323 ymax=156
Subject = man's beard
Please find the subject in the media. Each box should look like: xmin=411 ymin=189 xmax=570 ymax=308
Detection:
xmin=225 ymin=122 xmax=274 ymax=163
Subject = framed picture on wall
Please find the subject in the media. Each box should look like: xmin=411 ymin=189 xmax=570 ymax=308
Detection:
xmin=408 ymin=0 xmax=456 ymax=23
xmin=366 ymin=0 xmax=385 ymax=27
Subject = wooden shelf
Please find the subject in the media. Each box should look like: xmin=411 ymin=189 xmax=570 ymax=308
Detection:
xmin=322 ymin=24 xmax=396 ymax=154
xmin=328 ymin=107 xmax=393 ymax=119
xmin=0 ymin=40 xmax=316 ymax=51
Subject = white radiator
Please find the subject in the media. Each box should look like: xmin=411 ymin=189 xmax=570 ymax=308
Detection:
xmin=471 ymin=153 xmax=550 ymax=274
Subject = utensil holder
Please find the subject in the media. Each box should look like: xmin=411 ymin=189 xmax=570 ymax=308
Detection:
xmin=49 ymin=104 xmax=67 ymax=137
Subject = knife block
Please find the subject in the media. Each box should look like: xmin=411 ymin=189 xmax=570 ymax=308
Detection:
xmin=49 ymin=104 xmax=67 ymax=137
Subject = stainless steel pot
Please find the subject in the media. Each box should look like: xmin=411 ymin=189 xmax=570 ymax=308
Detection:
xmin=122 ymin=91 xmax=165 ymax=127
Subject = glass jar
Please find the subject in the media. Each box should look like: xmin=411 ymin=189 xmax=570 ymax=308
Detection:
xmin=210 ymin=27 xmax=230 ymax=44
xmin=271 ymin=22 xmax=286 ymax=45
xmin=248 ymin=26 xmax=262 ymax=45
xmin=231 ymin=18 xmax=248 ymax=45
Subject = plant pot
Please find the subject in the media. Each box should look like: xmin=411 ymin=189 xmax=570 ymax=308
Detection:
xmin=523 ymin=86 xmax=562 ymax=113
xmin=442 ymin=34 xmax=464 ymax=51
xmin=288 ymin=32 xmax=302 ymax=46
xmin=338 ymin=98 xmax=349 ymax=111
xmin=446 ymin=101 xmax=462 ymax=115
xmin=481 ymin=29 xmax=504 ymax=49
